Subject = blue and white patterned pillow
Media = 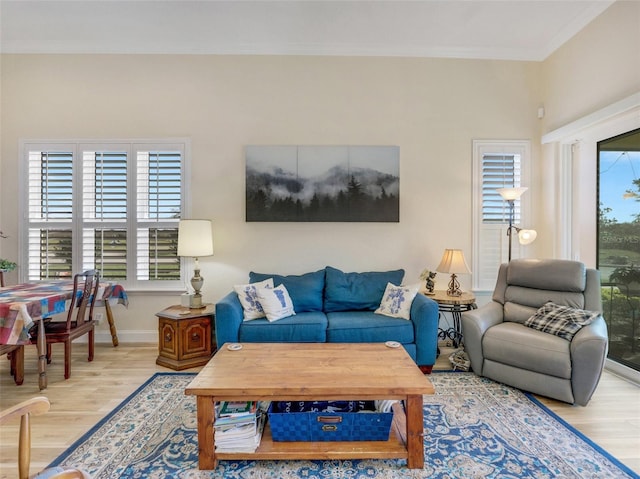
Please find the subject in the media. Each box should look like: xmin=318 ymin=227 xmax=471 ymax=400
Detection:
xmin=524 ymin=302 xmax=600 ymax=341
xmin=233 ymin=278 xmax=274 ymax=321
xmin=256 ymin=284 xmax=296 ymax=322
xmin=374 ymin=282 xmax=419 ymax=320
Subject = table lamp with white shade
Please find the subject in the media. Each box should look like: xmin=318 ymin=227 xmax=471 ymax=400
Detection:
xmin=436 ymin=249 xmax=471 ymax=297
xmin=177 ymin=219 xmax=213 ymax=309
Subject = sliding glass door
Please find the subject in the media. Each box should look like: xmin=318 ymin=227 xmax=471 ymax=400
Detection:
xmin=597 ymin=128 xmax=640 ymax=372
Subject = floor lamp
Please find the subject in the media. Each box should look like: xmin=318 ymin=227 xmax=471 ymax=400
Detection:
xmin=497 ymin=187 xmax=537 ymax=261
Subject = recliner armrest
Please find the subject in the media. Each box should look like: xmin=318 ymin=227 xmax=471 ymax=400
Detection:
xmin=463 ymin=302 xmax=504 ymax=333
xmin=461 ymin=301 xmax=504 ymax=376
xmin=214 ymin=292 xmax=244 ymax=349
xmin=570 ymin=316 xmax=608 ymax=406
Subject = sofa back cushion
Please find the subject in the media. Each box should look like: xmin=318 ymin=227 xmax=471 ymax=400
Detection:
xmin=249 ymin=269 xmax=325 ymax=312
xmin=323 ymin=266 xmax=405 ymax=312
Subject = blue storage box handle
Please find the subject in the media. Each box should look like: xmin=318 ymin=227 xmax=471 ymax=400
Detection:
xmin=317 ymin=416 xmax=342 ymax=423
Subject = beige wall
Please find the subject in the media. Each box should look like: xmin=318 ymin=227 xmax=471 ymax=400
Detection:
xmin=0 ymin=54 xmax=542 ymax=338
xmin=539 ymin=0 xmax=640 ymax=264
xmin=541 ymin=0 xmax=640 ymax=133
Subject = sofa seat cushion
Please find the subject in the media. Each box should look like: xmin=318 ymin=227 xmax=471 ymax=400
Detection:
xmin=326 ymin=311 xmax=414 ymax=344
xmin=238 ymin=311 xmax=327 ymax=343
xmin=323 ymin=266 xmax=405 ymax=312
xmin=482 ymin=322 xmax=571 ymax=379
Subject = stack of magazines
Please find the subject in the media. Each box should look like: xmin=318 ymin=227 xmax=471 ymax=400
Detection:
xmin=214 ymin=400 xmax=269 ymax=453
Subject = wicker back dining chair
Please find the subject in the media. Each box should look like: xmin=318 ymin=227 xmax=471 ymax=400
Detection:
xmin=31 ymin=270 xmax=100 ymax=380
xmin=0 ymin=396 xmax=90 ymax=479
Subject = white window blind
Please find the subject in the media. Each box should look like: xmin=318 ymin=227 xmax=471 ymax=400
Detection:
xmin=136 ymin=151 xmax=182 ymax=281
xmin=481 ymin=154 xmax=522 ymax=224
xmin=21 ymin=140 xmax=189 ymax=289
xmin=472 ymin=140 xmax=531 ymax=291
xmin=82 ymin=151 xmax=128 ymax=280
xmin=27 ymin=150 xmax=74 ymax=279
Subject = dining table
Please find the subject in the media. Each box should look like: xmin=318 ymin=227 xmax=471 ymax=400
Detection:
xmin=0 ymin=280 xmax=128 ymax=389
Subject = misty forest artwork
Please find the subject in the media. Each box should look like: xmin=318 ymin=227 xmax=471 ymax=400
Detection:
xmin=246 ymin=146 xmax=399 ymax=222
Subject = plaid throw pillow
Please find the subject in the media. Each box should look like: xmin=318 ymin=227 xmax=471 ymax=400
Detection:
xmin=524 ymin=302 xmax=600 ymax=341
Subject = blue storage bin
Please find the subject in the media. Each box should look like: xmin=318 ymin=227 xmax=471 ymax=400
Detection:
xmin=268 ymin=402 xmax=393 ymax=442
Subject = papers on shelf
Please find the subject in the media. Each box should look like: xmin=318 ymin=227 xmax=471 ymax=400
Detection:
xmin=219 ymin=400 xmax=257 ymax=417
xmin=214 ymin=401 xmax=269 ymax=453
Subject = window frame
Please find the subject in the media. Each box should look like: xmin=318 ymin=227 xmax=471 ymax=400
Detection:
xmin=18 ymin=138 xmax=191 ymax=291
xmin=472 ymin=139 xmax=532 ymax=292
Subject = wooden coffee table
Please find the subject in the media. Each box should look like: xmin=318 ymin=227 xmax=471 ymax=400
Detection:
xmin=185 ymin=342 xmax=434 ymax=470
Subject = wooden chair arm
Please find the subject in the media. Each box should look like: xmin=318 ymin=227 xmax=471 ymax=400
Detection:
xmin=0 ymin=396 xmax=50 ymax=425
xmin=33 ymin=468 xmax=88 ymax=479
xmin=1 ymin=397 xmax=91 ymax=479
xmin=1 ymin=397 xmax=51 ymax=479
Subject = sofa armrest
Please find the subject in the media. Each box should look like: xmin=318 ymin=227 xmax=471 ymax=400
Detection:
xmin=461 ymin=301 xmax=504 ymax=376
xmin=215 ymin=291 xmax=244 ymax=349
xmin=570 ymin=316 xmax=608 ymax=406
xmin=410 ymin=294 xmax=440 ymax=367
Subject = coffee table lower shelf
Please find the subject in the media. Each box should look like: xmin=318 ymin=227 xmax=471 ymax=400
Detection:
xmin=215 ymin=406 xmax=408 ymax=461
xmin=216 ymin=409 xmax=408 ymax=462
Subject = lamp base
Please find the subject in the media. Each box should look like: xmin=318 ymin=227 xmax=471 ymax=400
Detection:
xmin=189 ymin=263 xmax=206 ymax=309
xmin=446 ymin=273 xmax=463 ymax=297
xmin=189 ymin=293 xmax=205 ymax=309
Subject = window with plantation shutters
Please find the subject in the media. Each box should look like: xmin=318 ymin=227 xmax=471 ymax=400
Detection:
xmin=472 ymin=140 xmax=531 ymax=291
xmin=21 ymin=140 xmax=189 ymax=290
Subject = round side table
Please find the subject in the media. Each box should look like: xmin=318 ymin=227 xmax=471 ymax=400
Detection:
xmin=426 ymin=289 xmax=477 ymax=348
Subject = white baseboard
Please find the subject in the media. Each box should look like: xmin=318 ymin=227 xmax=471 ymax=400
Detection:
xmin=604 ymin=358 xmax=640 ymax=386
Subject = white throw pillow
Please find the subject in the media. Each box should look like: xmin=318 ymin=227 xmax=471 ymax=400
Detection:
xmin=256 ymin=284 xmax=296 ymax=322
xmin=375 ymin=282 xmax=419 ymax=320
xmin=234 ymin=278 xmax=274 ymax=321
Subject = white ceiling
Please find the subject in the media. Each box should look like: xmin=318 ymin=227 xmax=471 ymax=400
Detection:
xmin=0 ymin=0 xmax=616 ymax=61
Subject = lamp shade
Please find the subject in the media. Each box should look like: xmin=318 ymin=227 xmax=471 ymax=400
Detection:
xmin=177 ymin=220 xmax=213 ymax=257
xmin=518 ymin=229 xmax=537 ymax=245
xmin=436 ymin=249 xmax=471 ymax=275
xmin=497 ymin=187 xmax=528 ymax=201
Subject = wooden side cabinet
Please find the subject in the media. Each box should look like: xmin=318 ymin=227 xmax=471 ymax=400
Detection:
xmin=156 ymin=304 xmax=216 ymax=370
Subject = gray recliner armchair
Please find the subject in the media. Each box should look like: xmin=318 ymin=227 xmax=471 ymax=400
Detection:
xmin=462 ymin=259 xmax=608 ymax=406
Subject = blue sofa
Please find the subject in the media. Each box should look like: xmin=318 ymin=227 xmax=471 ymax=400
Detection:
xmin=215 ymin=266 xmax=440 ymax=373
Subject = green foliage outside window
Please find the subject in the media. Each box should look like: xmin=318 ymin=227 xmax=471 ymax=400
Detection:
xmin=0 ymin=258 xmax=17 ymax=271
xmin=598 ymin=129 xmax=640 ymax=371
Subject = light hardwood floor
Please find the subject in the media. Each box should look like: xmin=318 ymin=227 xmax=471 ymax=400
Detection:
xmin=0 ymin=343 xmax=639 ymax=478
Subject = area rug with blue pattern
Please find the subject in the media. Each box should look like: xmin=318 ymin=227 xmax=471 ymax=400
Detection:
xmin=49 ymin=372 xmax=638 ymax=478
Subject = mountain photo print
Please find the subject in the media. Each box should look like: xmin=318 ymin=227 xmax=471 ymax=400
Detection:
xmin=246 ymin=145 xmax=399 ymax=222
